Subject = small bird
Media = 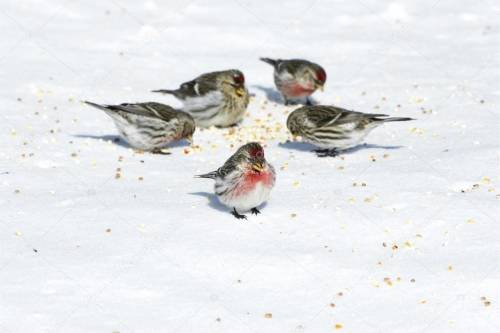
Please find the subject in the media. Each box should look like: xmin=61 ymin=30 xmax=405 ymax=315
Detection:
xmin=152 ymin=69 xmax=250 ymax=128
xmin=287 ymin=105 xmax=414 ymax=157
xmin=196 ymin=142 xmax=276 ymax=219
xmin=84 ymin=101 xmax=195 ymax=154
xmin=260 ymin=57 xmax=326 ymax=105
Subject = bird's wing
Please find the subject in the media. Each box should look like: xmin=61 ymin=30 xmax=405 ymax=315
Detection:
xmin=217 ymin=160 xmax=235 ymax=178
xmin=308 ymin=106 xmax=387 ymax=128
xmin=197 ymin=146 xmax=241 ymax=180
xmin=302 ymin=106 xmax=344 ymax=127
xmin=109 ymin=102 xmax=179 ymax=121
xmin=175 ymin=72 xmax=220 ymax=99
xmin=216 ymin=146 xmax=248 ymax=178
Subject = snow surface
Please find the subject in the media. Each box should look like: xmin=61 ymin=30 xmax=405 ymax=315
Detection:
xmin=1 ymin=0 xmax=499 ymax=332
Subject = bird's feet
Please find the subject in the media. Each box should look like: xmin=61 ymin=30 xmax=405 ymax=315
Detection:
xmin=314 ymin=149 xmax=339 ymax=158
xmin=232 ymin=208 xmax=247 ymax=220
xmin=250 ymin=207 xmax=261 ymax=215
xmin=151 ymin=148 xmax=171 ymax=155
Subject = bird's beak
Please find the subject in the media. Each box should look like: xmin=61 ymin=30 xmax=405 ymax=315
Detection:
xmin=224 ymin=81 xmax=245 ymax=97
xmin=314 ymin=80 xmax=324 ymax=91
xmin=252 ymin=162 xmax=264 ymax=173
xmin=235 ymin=87 xmax=245 ymax=97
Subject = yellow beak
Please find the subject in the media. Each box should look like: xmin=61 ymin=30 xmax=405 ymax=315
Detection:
xmin=223 ymin=80 xmax=245 ymax=97
xmin=252 ymin=162 xmax=264 ymax=173
xmin=235 ymin=87 xmax=245 ymax=97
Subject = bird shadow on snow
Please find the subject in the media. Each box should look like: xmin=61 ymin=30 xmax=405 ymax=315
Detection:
xmin=74 ymin=134 xmax=130 ymax=148
xmin=189 ymin=192 xmax=228 ymax=213
xmin=252 ymin=85 xmax=319 ymax=106
xmin=278 ymin=140 xmax=317 ymax=152
xmin=73 ymin=134 xmax=190 ymax=149
xmin=252 ymin=85 xmax=283 ymax=104
xmin=343 ymin=143 xmax=404 ymax=154
xmin=279 ymin=141 xmax=404 ymax=154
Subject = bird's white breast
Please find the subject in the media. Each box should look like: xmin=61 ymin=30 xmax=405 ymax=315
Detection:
xmin=182 ymin=91 xmax=223 ymax=112
xmin=219 ymin=181 xmax=273 ymax=212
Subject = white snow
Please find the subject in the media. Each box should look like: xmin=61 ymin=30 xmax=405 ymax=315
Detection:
xmin=1 ymin=0 xmax=499 ymax=332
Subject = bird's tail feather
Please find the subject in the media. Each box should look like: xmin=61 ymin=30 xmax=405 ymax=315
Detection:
xmin=379 ymin=117 xmax=415 ymax=122
xmin=195 ymin=171 xmax=218 ymax=179
xmin=84 ymin=100 xmax=109 ymax=111
xmin=259 ymin=57 xmax=278 ymax=67
xmin=151 ymin=89 xmax=177 ymax=95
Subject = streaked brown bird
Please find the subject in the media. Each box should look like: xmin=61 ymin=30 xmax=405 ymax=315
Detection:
xmin=84 ymin=101 xmax=195 ymax=154
xmin=287 ymin=105 xmax=414 ymax=157
xmin=152 ymin=69 xmax=249 ymax=128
